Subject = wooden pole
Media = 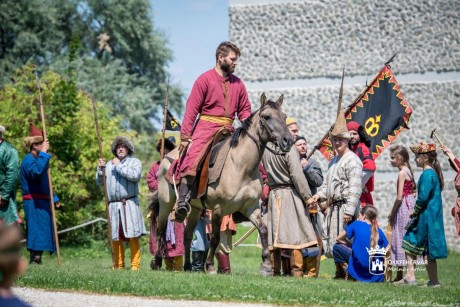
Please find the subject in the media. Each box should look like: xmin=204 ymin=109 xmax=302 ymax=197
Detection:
xmin=160 ymin=79 xmax=170 ymax=161
xmin=384 ymin=223 xmax=393 ymax=282
xmin=233 ymin=225 xmax=256 ymax=247
xmin=336 ymin=66 xmax=345 ymax=118
xmin=89 ymin=94 xmax=115 ymax=266
xmin=306 ymin=54 xmax=397 ymax=160
xmin=431 ymin=129 xmax=460 ymax=172
xmin=35 ymin=73 xmax=61 ymax=266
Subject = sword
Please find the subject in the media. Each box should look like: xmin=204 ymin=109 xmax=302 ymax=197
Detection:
xmin=306 ymin=198 xmax=324 ymax=277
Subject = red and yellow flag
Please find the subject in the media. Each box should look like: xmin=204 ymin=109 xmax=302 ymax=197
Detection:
xmin=319 ymin=65 xmax=412 ymax=161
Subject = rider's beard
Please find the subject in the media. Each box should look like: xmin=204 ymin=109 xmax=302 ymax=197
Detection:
xmin=221 ymin=59 xmax=235 ymax=75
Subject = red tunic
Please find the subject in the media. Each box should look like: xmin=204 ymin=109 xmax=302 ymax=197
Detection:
xmin=450 ymin=158 xmax=460 ymax=237
xmin=178 ymin=68 xmax=252 ymax=177
xmin=146 ymin=161 xmax=160 ymax=192
xmin=350 ymin=142 xmax=376 ymax=205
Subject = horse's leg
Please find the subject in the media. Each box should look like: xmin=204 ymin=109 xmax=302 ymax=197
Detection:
xmin=153 ymin=177 xmax=176 ymax=269
xmin=205 ymin=207 xmax=222 ymax=274
xmin=183 ymin=205 xmax=201 ymax=271
xmin=245 ymin=206 xmax=273 ymax=276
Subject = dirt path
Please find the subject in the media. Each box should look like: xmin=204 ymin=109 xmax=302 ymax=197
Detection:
xmin=13 ymin=287 xmax=272 ymax=307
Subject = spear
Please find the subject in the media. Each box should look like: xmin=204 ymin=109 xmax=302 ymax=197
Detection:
xmin=35 ymin=73 xmax=61 ymax=266
xmin=160 ymin=78 xmax=170 ymax=161
xmin=89 ymin=94 xmax=115 ymax=266
xmin=306 ymin=53 xmax=397 ymax=160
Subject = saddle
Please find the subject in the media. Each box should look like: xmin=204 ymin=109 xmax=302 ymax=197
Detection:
xmin=195 ymin=128 xmax=232 ymax=198
xmin=165 ymin=127 xmax=232 ymax=199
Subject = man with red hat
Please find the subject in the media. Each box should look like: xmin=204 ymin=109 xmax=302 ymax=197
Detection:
xmin=20 ymin=124 xmax=59 ymax=264
xmin=346 ymin=121 xmax=376 ymax=207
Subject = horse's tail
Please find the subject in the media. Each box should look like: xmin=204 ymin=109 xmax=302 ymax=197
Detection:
xmin=148 ymin=191 xmax=160 ymax=225
xmin=148 ymin=190 xmax=169 ymax=259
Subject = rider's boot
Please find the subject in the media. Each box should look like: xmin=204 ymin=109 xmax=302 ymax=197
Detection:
xmin=175 ymin=177 xmax=193 ymax=222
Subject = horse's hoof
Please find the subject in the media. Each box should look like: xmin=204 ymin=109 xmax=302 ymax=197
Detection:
xmin=206 ymin=263 xmax=217 ymax=274
xmin=259 ymin=263 xmax=273 ymax=277
xmin=150 ymin=258 xmax=161 ymax=270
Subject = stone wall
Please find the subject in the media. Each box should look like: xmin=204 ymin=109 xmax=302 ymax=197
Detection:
xmin=229 ymin=0 xmax=460 ymax=251
xmin=230 ymin=0 xmax=460 ymax=81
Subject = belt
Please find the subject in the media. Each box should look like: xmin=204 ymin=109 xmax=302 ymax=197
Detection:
xmin=109 ymin=196 xmax=137 ymax=203
xmin=270 ymin=184 xmax=294 ymax=191
xmin=200 ymin=115 xmax=233 ymax=126
xmin=331 ymin=199 xmax=346 ymax=207
xmin=23 ymin=194 xmax=50 ymax=200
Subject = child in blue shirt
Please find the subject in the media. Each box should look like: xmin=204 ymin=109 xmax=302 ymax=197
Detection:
xmin=334 ymin=205 xmax=388 ymax=282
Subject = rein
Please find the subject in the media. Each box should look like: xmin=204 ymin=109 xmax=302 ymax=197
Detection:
xmin=245 ymin=115 xmax=286 ymax=156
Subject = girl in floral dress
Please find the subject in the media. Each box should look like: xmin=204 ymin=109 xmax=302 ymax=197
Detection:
xmin=388 ymin=145 xmax=416 ymax=282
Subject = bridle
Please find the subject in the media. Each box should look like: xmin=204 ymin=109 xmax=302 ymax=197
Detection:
xmin=246 ymin=107 xmax=287 ymax=156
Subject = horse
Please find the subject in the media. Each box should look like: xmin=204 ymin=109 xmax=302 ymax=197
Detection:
xmin=154 ymin=93 xmax=293 ymax=275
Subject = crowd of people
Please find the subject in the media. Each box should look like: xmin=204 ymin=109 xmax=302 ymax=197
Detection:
xmin=0 ymin=40 xmax=456 ymax=304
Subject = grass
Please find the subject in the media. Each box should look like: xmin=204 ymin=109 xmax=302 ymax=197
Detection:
xmin=16 ymin=225 xmax=460 ymax=306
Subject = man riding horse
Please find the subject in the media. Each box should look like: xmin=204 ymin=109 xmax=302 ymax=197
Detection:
xmin=175 ymin=41 xmax=252 ymax=222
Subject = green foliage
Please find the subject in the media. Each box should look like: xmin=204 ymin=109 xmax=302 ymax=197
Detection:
xmin=0 ymin=0 xmax=184 ymax=133
xmin=0 ymin=64 xmax=130 ymax=244
xmin=15 ymin=227 xmax=460 ymax=305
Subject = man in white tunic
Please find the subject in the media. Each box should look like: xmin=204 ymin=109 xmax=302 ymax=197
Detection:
xmin=96 ymin=136 xmax=146 ymax=270
xmin=309 ymin=111 xmax=362 ymax=278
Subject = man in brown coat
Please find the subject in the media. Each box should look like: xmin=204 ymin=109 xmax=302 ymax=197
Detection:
xmin=262 ymin=141 xmax=318 ymax=277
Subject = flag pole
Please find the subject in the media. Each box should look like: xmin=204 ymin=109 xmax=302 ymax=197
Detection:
xmin=306 ymin=53 xmax=397 ymax=160
xmin=89 ymin=94 xmax=115 ymax=266
xmin=160 ymin=78 xmax=170 ymax=161
xmin=35 ymin=73 xmax=61 ymax=266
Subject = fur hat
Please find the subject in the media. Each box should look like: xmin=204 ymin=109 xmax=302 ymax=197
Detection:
xmin=156 ymin=136 xmax=176 ymax=153
xmin=286 ymin=117 xmax=297 ymax=126
xmin=330 ymin=111 xmax=351 ymax=139
xmin=111 ymin=136 xmax=134 ymax=156
xmin=410 ymin=142 xmax=436 ymax=154
xmin=346 ymin=121 xmax=360 ymax=132
xmin=24 ymin=124 xmax=44 ymax=147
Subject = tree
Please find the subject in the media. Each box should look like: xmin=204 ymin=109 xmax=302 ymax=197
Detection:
xmin=0 ymin=64 xmax=129 ymax=244
xmin=0 ymin=0 xmax=183 ymax=133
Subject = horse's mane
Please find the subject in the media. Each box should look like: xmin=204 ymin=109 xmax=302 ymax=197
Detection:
xmin=230 ymin=100 xmax=280 ymax=148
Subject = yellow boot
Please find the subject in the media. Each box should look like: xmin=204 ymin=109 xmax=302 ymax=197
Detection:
xmin=304 ymin=256 xmax=317 ymax=278
xmin=129 ymin=238 xmax=141 ymax=271
xmin=290 ymin=249 xmax=304 ymax=278
xmin=164 ymin=257 xmax=174 ymax=271
xmin=174 ymin=256 xmax=184 ymax=272
xmin=112 ymin=240 xmax=125 ymax=270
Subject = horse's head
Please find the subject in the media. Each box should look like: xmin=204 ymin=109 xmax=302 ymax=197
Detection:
xmin=257 ymin=93 xmax=293 ymax=152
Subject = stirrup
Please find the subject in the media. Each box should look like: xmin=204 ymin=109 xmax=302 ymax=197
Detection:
xmin=173 ymin=201 xmax=191 ymax=222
